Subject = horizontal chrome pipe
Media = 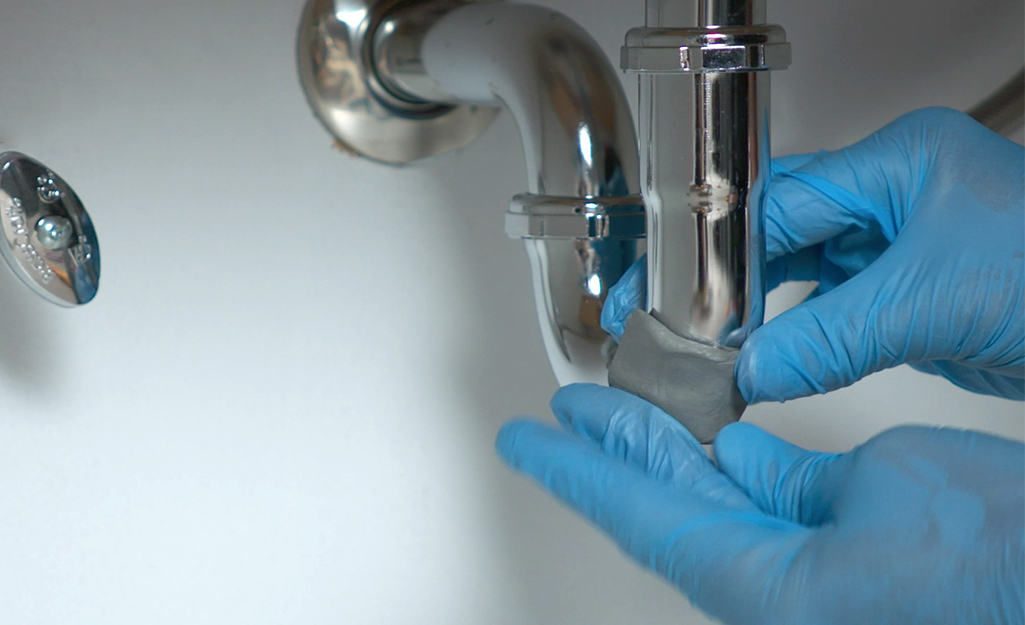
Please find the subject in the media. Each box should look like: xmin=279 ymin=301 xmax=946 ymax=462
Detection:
xmin=375 ymin=1 xmax=644 ymax=384
xmin=374 ymin=2 xmax=639 ymax=198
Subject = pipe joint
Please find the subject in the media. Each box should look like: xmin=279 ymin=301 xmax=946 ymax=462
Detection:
xmin=506 ymin=195 xmax=646 ymax=240
xmin=622 ymin=24 xmax=790 ymax=73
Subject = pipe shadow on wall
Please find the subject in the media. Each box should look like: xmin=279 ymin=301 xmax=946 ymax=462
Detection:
xmin=0 ymin=256 xmax=64 ymax=397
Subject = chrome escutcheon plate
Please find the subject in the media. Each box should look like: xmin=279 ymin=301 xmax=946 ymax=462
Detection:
xmin=297 ymin=0 xmax=499 ymax=164
xmin=0 ymin=152 xmax=100 ymax=306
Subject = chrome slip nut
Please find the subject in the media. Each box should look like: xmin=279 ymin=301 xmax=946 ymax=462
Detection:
xmin=505 ymin=194 xmax=646 ymax=240
xmin=622 ymin=24 xmax=791 ymax=73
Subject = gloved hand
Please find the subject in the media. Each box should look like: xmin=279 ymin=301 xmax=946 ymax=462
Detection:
xmin=602 ymin=107 xmax=1025 ymax=402
xmin=497 ymin=384 xmax=1025 ymax=625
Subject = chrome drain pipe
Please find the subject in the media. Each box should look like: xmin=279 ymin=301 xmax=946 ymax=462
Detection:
xmin=607 ymin=0 xmax=790 ymax=442
xmin=622 ymin=0 xmax=789 ymax=347
xmin=299 ymin=0 xmax=644 ymax=384
xmin=296 ymin=0 xmax=786 ymax=398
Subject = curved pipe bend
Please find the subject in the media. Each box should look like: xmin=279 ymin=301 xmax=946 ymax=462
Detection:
xmin=375 ymin=1 xmax=644 ymax=384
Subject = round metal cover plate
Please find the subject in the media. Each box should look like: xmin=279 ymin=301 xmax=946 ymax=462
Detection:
xmin=297 ymin=0 xmax=498 ymax=164
xmin=0 ymin=152 xmax=100 ymax=306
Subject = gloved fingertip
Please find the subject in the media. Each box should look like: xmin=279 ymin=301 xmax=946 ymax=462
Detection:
xmin=495 ymin=418 xmax=547 ymax=468
xmin=713 ymin=421 xmax=769 ymax=454
xmin=601 ymin=256 xmax=648 ymax=341
xmin=549 ymin=383 xmax=603 ymax=427
xmin=550 ymin=384 xmax=668 ymax=448
xmin=713 ymin=422 xmax=799 ymax=475
xmin=550 ymin=383 xmax=643 ymax=411
xmin=734 ymin=341 xmax=770 ymax=404
xmin=599 ymin=302 xmax=626 ymax=342
xmin=735 ymin=326 xmax=821 ymax=404
xmin=550 ymin=381 xmax=602 ymax=411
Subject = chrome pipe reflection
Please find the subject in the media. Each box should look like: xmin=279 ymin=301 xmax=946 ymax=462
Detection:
xmin=376 ymin=2 xmax=643 ymax=384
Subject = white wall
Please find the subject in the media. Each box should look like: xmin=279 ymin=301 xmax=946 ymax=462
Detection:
xmin=0 ymin=0 xmax=1021 ymax=623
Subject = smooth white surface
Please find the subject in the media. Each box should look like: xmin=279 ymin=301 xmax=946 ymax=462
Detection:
xmin=0 ymin=0 xmax=1022 ymax=623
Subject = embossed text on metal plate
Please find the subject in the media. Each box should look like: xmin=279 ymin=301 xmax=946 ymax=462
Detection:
xmin=0 ymin=152 xmax=100 ymax=306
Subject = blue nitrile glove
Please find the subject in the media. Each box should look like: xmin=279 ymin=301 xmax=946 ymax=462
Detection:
xmin=602 ymin=107 xmax=1025 ymax=402
xmin=497 ymin=384 xmax=1025 ymax=625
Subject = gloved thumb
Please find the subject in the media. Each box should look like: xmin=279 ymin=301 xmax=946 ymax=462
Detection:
xmin=735 ymin=250 xmax=915 ymax=403
xmin=713 ymin=422 xmax=843 ymax=526
xmin=601 ymin=255 xmax=646 ymax=341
